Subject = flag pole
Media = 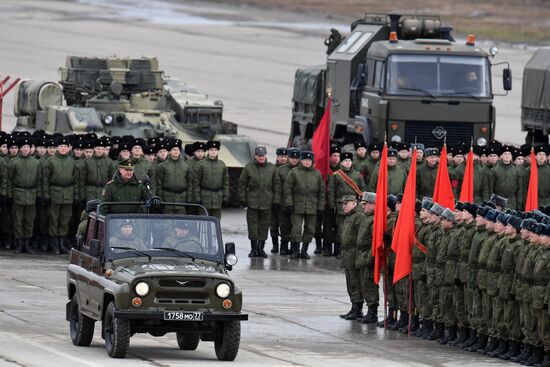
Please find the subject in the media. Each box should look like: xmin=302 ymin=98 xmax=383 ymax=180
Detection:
xmin=408 ymin=273 xmax=413 ymax=336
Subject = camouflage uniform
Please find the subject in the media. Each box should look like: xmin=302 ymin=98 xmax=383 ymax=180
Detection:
xmin=79 ymin=154 xmax=114 ymax=202
xmin=341 ymin=205 xmax=367 ymax=306
xmin=275 ymin=162 xmax=298 ymax=253
xmin=100 ymin=171 xmax=149 ymax=215
xmin=193 ymin=157 xmax=230 ymax=220
xmin=356 ymin=210 xmax=378 ymax=308
xmin=155 ymin=157 xmax=192 ymax=214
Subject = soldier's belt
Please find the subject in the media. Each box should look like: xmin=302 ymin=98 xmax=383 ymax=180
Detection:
xmin=202 ymin=188 xmax=222 ymax=192
xmin=14 ymin=185 xmax=36 ymax=189
xmin=163 ymin=188 xmax=188 ymax=194
xmin=50 ymin=182 xmax=74 ymax=187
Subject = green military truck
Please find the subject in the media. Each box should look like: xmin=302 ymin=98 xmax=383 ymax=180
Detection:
xmin=521 ymin=47 xmax=550 ymax=144
xmin=66 ymin=203 xmax=247 ymax=360
xmin=290 ymin=12 xmax=512 ymax=149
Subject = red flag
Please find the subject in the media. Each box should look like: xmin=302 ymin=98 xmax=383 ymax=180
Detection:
xmin=459 ymin=148 xmax=474 ymax=203
xmin=392 ymin=149 xmax=418 ymax=284
xmin=525 ymin=148 xmax=539 ymax=211
xmin=372 ymin=143 xmax=388 ymax=285
xmin=311 ymin=98 xmax=331 ymax=179
xmin=433 ymin=145 xmax=455 ymax=209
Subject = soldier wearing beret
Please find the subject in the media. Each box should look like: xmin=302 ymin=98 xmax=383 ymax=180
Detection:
xmin=193 ymin=140 xmax=229 ymax=220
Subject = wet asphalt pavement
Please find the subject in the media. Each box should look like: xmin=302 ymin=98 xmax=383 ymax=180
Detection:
xmin=0 ymin=209 xmax=509 ymax=366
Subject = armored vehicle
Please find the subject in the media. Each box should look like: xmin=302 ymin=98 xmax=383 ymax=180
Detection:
xmin=13 ymin=56 xmax=255 ymax=204
xmin=290 ymin=12 xmax=512 ymax=150
xmin=66 ymin=202 xmax=247 ymax=360
xmin=521 ymin=47 xmax=550 ymax=144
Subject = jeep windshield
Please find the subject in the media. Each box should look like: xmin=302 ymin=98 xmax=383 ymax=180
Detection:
xmin=105 ymin=216 xmax=223 ymax=263
xmin=386 ymin=54 xmax=491 ymax=98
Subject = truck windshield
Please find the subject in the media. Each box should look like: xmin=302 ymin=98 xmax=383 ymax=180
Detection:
xmin=387 ymin=54 xmax=490 ymax=98
xmin=106 ymin=217 xmax=223 ymax=262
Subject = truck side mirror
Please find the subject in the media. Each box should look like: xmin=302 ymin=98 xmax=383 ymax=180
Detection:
xmin=503 ymin=68 xmax=512 ymax=91
xmin=90 ymin=239 xmax=100 ymax=257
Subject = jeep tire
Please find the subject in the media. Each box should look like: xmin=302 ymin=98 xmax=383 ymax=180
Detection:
xmin=176 ymin=332 xmax=200 ymax=350
xmin=214 ymin=320 xmax=241 ymax=361
xmin=103 ymin=301 xmax=131 ymax=358
xmin=69 ymin=297 xmax=95 ymax=346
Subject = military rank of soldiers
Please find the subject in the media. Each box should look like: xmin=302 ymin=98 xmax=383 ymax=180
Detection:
xmin=0 ymin=130 xmax=231 ymax=255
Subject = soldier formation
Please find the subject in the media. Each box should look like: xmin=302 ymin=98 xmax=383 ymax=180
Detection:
xmin=0 ymin=130 xmax=230 ymax=254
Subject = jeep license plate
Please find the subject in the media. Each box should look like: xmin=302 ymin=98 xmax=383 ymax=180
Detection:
xmin=164 ymin=311 xmax=204 ymax=321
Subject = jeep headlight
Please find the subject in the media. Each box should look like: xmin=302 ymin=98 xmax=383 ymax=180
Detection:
xmin=216 ymin=283 xmax=231 ymax=298
xmin=135 ymin=281 xmax=150 ymax=296
xmin=104 ymin=115 xmax=113 ymax=125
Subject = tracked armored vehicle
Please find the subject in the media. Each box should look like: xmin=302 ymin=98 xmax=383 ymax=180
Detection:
xmin=13 ymin=56 xmax=255 ymax=205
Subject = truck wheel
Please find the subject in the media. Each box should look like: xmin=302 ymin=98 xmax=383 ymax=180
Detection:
xmin=214 ymin=321 xmax=241 ymax=361
xmin=103 ymin=302 xmax=130 ymax=358
xmin=69 ymin=297 xmax=95 ymax=346
xmin=176 ymin=332 xmax=200 ymax=350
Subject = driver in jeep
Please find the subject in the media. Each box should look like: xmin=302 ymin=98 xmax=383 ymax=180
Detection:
xmin=109 ymin=220 xmax=145 ymax=250
xmin=162 ymin=222 xmax=202 ymax=253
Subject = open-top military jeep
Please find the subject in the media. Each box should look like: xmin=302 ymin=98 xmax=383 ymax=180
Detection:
xmin=66 ymin=203 xmax=247 ymax=360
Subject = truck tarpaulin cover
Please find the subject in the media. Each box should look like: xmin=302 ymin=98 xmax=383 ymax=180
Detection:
xmin=522 ymin=48 xmax=550 ymax=111
xmin=292 ymin=65 xmax=325 ymax=105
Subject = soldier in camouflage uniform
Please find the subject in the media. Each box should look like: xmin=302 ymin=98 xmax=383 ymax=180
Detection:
xmin=186 ymin=141 xmax=206 ymax=215
xmin=269 ymin=147 xmax=288 ymax=254
xmin=425 ymin=203 xmax=445 ymax=341
xmin=0 ymin=137 xmax=19 ymax=249
xmin=327 ymin=152 xmax=366 ymax=257
xmin=79 ymin=139 xmax=113 ymax=203
xmin=534 ymin=225 xmax=550 ymax=367
xmin=416 ymin=148 xmax=439 ymax=200
xmin=316 ymin=145 xmax=340 ymax=255
xmin=365 ymin=143 xmax=381 ymax=180
xmin=339 ymin=194 xmax=367 ymax=321
xmin=275 ymin=148 xmax=300 ymax=255
xmin=352 ymin=141 xmax=370 ymax=185
xmin=368 ymin=148 xmax=407 ymax=195
xmin=284 ymin=151 xmax=325 ymax=259
xmin=238 ymin=146 xmax=280 ymax=258
xmin=485 ymin=145 xmax=524 ymax=210
xmin=193 ymin=140 xmax=230 ymax=220
xmin=155 ymin=140 xmax=192 ymax=214
xmin=42 ymin=138 xmax=78 ymax=254
xmin=7 ymin=138 xmax=40 ymax=254
xmin=356 ymin=192 xmax=378 ymax=323
xmin=524 ymin=146 xmax=550 ymax=208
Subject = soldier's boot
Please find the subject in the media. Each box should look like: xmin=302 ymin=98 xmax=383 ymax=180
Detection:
xmin=421 ymin=320 xmax=434 ymax=338
xmin=58 ymin=237 xmax=69 ymax=254
xmin=257 ymin=241 xmax=268 ymax=258
xmin=449 ymin=326 xmax=467 ymax=346
xmin=438 ymin=325 xmax=457 ymax=345
xmin=51 ymin=237 xmax=61 ymax=255
xmin=392 ymin=311 xmax=408 ymax=331
xmin=14 ymin=239 xmax=23 ymax=254
xmin=461 ymin=329 xmax=477 ymax=349
xmin=339 ymin=304 xmax=354 ymax=319
xmin=300 ymin=243 xmax=311 ymax=259
xmin=270 ymin=237 xmax=279 ymax=254
xmin=497 ymin=340 xmax=510 ymax=359
xmin=488 ymin=338 xmax=506 ymax=358
xmin=468 ymin=333 xmax=487 ymax=352
xmin=65 ymin=236 xmax=74 ymax=250
xmin=31 ymin=234 xmax=40 ymax=249
xmin=377 ymin=308 xmax=396 ymax=328
xmin=427 ymin=322 xmax=445 ymax=340
xmin=525 ymin=346 xmax=545 ymax=366
xmin=360 ymin=304 xmax=379 ymax=324
xmin=3 ymin=235 xmax=12 ymax=250
xmin=502 ymin=340 xmax=521 ymax=361
xmin=514 ymin=344 xmax=533 ymax=364
xmin=248 ymin=240 xmax=258 ymax=258
xmin=290 ymin=242 xmax=300 ymax=259
xmin=345 ymin=302 xmax=363 ymax=321
xmin=23 ymin=239 xmax=34 ymax=255
xmin=40 ymin=235 xmax=49 ymax=252
xmin=314 ymin=238 xmax=322 ymax=255
xmin=412 ymin=319 xmax=429 ymax=337
xmin=479 ymin=336 xmax=498 ymax=355
xmin=333 ymin=243 xmax=341 ymax=258
xmin=279 ymin=241 xmax=289 ymax=256
xmin=399 ymin=313 xmax=417 ymax=334
xmin=535 ymin=351 xmax=550 ymax=367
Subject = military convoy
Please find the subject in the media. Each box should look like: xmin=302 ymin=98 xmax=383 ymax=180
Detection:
xmin=13 ymin=56 xmax=256 ymax=204
xmin=290 ymin=12 xmax=512 ymax=150
xmin=521 ymin=47 xmax=550 ymax=144
xmin=66 ymin=202 xmax=247 ymax=360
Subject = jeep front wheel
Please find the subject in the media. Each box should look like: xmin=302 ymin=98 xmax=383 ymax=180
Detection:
xmin=214 ymin=321 xmax=241 ymax=361
xmin=176 ymin=332 xmax=200 ymax=350
xmin=103 ymin=301 xmax=131 ymax=358
xmin=69 ymin=297 xmax=95 ymax=346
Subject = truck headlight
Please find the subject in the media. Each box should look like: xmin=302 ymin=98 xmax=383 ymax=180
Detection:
xmin=104 ymin=115 xmax=113 ymax=125
xmin=216 ymin=283 xmax=231 ymax=298
xmin=135 ymin=281 xmax=150 ymax=296
xmin=477 ymin=138 xmax=487 ymax=146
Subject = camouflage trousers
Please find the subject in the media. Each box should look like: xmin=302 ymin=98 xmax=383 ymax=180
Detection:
xmin=523 ymin=303 xmax=541 ymax=346
xmin=0 ymin=205 xmax=13 ymax=236
xmin=35 ymin=204 xmax=49 ymax=237
xmin=207 ymin=208 xmax=222 ymax=220
xmin=278 ymin=209 xmax=292 ymax=243
xmin=345 ymin=268 xmax=363 ymax=303
xmin=504 ymin=299 xmax=522 ymax=341
xmin=413 ymin=279 xmax=431 ymax=319
xmin=537 ymin=308 xmax=550 ymax=351
xmin=291 ymin=213 xmax=316 ymax=244
xmin=440 ymin=285 xmax=457 ymax=327
xmin=334 ymin=214 xmax=345 ymax=247
xmin=246 ymin=208 xmax=271 ymax=241
xmin=394 ymin=278 xmax=410 ymax=312
xmin=321 ymin=211 xmax=336 ymax=249
xmin=269 ymin=208 xmax=279 ymax=239
xmin=427 ymin=271 xmax=440 ymax=323
xmin=490 ymin=297 xmax=507 ymax=339
xmin=361 ymin=267 xmax=379 ymax=307
xmin=479 ymin=290 xmax=492 ymax=335
xmin=48 ymin=203 xmax=72 ymax=237
xmin=453 ymin=282 xmax=469 ymax=328
xmin=13 ymin=204 xmax=36 ymax=239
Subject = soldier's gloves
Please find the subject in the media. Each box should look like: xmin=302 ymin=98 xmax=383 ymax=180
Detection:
xmin=42 ymin=198 xmax=50 ymax=206
xmin=240 ymin=201 xmax=247 ymax=209
xmin=151 ymin=196 xmax=162 ymax=208
xmin=286 ymin=205 xmax=293 ymax=213
xmin=271 ymin=203 xmax=280 ymax=212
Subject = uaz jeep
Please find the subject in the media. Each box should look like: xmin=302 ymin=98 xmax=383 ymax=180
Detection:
xmin=66 ymin=203 xmax=247 ymax=360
